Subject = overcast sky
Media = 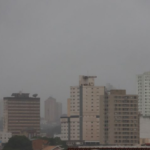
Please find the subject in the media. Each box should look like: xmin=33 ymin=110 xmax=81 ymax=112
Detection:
xmin=0 ymin=0 xmax=150 ymax=116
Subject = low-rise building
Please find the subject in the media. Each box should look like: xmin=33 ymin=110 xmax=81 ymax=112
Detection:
xmin=40 ymin=133 xmax=47 ymax=137
xmin=140 ymin=117 xmax=150 ymax=139
xmin=20 ymin=127 xmax=38 ymax=139
xmin=140 ymin=138 xmax=150 ymax=145
xmin=42 ymin=146 xmax=63 ymax=150
xmin=53 ymin=134 xmax=61 ymax=139
xmin=0 ymin=131 xmax=12 ymax=143
xmin=32 ymin=139 xmax=48 ymax=150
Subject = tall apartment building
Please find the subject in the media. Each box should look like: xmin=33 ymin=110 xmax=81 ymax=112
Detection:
xmin=67 ymin=99 xmax=71 ymax=117
xmin=45 ymin=97 xmax=56 ymax=123
xmin=100 ymin=90 xmax=139 ymax=146
xmin=137 ymin=71 xmax=150 ymax=117
xmin=56 ymin=102 xmax=62 ymax=122
xmin=3 ymin=93 xmax=40 ymax=136
xmin=0 ymin=100 xmax=3 ymax=119
xmin=45 ymin=97 xmax=62 ymax=123
xmin=61 ymin=76 xmax=105 ymax=145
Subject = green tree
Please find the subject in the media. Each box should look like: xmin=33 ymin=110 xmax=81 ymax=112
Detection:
xmin=3 ymin=136 xmax=33 ymax=150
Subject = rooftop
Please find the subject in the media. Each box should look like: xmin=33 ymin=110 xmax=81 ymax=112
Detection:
xmin=3 ymin=93 xmax=39 ymax=100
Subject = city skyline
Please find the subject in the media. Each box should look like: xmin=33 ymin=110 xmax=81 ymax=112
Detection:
xmin=0 ymin=71 xmax=149 ymax=117
xmin=61 ymin=76 xmax=140 ymax=146
xmin=0 ymin=75 xmax=149 ymax=146
xmin=1 ymin=0 xmax=150 ymax=148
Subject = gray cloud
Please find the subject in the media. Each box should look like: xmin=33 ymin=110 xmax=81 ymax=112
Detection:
xmin=0 ymin=0 xmax=150 ymax=116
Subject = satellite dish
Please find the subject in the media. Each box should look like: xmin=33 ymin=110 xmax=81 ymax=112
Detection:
xmin=33 ymin=94 xmax=38 ymax=97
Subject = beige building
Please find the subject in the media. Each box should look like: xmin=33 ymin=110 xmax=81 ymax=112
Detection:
xmin=61 ymin=76 xmax=105 ymax=145
xmin=100 ymin=90 xmax=140 ymax=146
xmin=67 ymin=99 xmax=71 ymax=117
xmin=140 ymin=138 xmax=150 ymax=145
xmin=3 ymin=93 xmax=40 ymax=136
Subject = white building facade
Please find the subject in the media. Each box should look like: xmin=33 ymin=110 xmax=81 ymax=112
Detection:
xmin=137 ymin=72 xmax=150 ymax=117
xmin=0 ymin=131 xmax=12 ymax=143
xmin=61 ymin=76 xmax=105 ymax=145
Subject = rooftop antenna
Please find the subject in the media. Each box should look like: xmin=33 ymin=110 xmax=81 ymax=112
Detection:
xmin=19 ymin=91 xmax=22 ymax=95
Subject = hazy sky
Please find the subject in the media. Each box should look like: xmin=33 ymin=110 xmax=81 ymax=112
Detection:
xmin=1 ymin=0 xmax=150 ymax=116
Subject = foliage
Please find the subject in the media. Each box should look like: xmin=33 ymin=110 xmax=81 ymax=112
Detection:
xmin=3 ymin=136 xmax=33 ymax=150
xmin=48 ymin=137 xmax=68 ymax=149
xmin=41 ymin=125 xmax=61 ymax=137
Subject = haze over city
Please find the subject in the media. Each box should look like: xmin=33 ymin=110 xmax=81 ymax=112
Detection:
xmin=1 ymin=0 xmax=150 ymax=117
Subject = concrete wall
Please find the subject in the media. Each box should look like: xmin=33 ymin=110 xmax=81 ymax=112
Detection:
xmin=140 ymin=117 xmax=150 ymax=138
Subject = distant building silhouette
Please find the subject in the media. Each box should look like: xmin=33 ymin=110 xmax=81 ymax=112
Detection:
xmin=45 ymin=97 xmax=62 ymax=124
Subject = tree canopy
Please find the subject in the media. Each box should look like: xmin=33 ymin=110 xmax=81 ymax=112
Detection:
xmin=3 ymin=135 xmax=33 ymax=150
xmin=48 ymin=137 xmax=67 ymax=149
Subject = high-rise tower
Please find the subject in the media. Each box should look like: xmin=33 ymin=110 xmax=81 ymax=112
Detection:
xmin=61 ymin=76 xmax=105 ymax=145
